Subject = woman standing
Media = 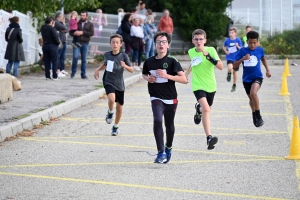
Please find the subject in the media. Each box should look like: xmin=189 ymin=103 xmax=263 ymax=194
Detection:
xmin=121 ymin=13 xmax=132 ymax=55
xmin=158 ymin=9 xmax=173 ymax=36
xmin=4 ymin=16 xmax=25 ymax=77
xmin=130 ymin=17 xmax=144 ymax=71
xmin=90 ymin=9 xmax=108 ymax=55
xmin=144 ymin=15 xmax=157 ymax=59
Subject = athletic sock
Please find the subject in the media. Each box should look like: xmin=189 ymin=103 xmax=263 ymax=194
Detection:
xmin=113 ymin=124 xmax=119 ymax=128
xmin=228 ymin=73 xmax=231 ymax=75
xmin=108 ymin=109 xmax=114 ymax=114
xmin=255 ymin=110 xmax=261 ymax=118
xmin=233 ymin=84 xmax=236 ymax=87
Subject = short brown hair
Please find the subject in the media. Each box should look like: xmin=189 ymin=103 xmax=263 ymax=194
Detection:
xmin=192 ymin=29 xmax=206 ymax=39
xmin=110 ymin=34 xmax=123 ymax=43
xmin=9 ymin=16 xmax=19 ymax=24
xmin=229 ymin=27 xmax=238 ymax=33
xmin=154 ymin=31 xmax=171 ymax=44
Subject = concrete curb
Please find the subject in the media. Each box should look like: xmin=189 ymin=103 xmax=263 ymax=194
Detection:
xmin=0 ymin=73 xmax=143 ymax=142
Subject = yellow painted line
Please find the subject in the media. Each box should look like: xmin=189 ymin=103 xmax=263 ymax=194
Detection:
xmin=20 ymin=138 xmax=284 ymax=160
xmin=0 ymin=172 xmax=288 ymax=200
xmin=0 ymin=158 xmax=284 ymax=168
xmin=224 ymin=141 xmax=246 ymax=145
xmin=60 ymin=118 xmax=288 ymax=134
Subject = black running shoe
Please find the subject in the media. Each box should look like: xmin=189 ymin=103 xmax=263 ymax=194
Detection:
xmin=227 ymin=73 xmax=231 ymax=82
xmin=207 ymin=136 xmax=218 ymax=150
xmin=255 ymin=116 xmax=264 ymax=127
xmin=194 ymin=103 xmax=202 ymax=125
xmin=231 ymin=85 xmax=236 ymax=92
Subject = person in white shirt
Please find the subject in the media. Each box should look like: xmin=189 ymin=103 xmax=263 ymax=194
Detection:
xmin=130 ymin=17 xmax=144 ymax=71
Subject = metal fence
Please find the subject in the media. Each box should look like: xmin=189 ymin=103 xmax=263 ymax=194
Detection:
xmin=227 ymin=0 xmax=298 ymax=37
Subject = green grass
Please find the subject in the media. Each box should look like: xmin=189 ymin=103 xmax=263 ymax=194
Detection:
xmin=13 ymin=113 xmax=31 ymax=120
xmin=31 ymin=66 xmax=43 ymax=73
xmin=95 ymin=83 xmax=104 ymax=89
xmin=53 ymin=100 xmax=66 ymax=105
xmin=30 ymin=108 xmax=46 ymax=113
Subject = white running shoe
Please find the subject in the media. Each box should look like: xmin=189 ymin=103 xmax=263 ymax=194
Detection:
xmin=134 ymin=66 xmax=141 ymax=71
xmin=58 ymin=72 xmax=66 ymax=77
xmin=61 ymin=70 xmax=68 ymax=75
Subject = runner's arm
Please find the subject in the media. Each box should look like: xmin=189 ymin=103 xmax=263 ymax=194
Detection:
xmin=261 ymin=57 xmax=271 ymax=78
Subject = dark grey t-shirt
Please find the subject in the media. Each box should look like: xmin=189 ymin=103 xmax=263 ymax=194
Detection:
xmin=103 ymin=51 xmax=132 ymax=91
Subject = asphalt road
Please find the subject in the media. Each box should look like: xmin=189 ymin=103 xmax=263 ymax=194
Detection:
xmin=0 ymin=61 xmax=300 ymax=199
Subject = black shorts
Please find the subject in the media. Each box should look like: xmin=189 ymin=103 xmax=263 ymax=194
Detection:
xmin=104 ymin=84 xmax=125 ymax=105
xmin=243 ymin=78 xmax=263 ymax=94
xmin=227 ymin=60 xmax=239 ymax=71
xmin=193 ymin=90 xmax=216 ymax=106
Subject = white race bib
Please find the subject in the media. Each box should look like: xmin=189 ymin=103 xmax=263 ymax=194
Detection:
xmin=191 ymin=56 xmax=202 ymax=67
xmin=243 ymin=55 xmax=258 ymax=67
xmin=106 ymin=60 xmax=114 ymax=72
xmin=150 ymin=70 xmax=168 ymax=83
xmin=228 ymin=46 xmax=237 ymax=53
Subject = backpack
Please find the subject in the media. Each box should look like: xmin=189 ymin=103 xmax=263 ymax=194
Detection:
xmin=116 ymin=25 xmax=122 ymax=35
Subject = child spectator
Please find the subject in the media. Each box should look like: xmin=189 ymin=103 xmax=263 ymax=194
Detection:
xmin=69 ymin=11 xmax=81 ymax=48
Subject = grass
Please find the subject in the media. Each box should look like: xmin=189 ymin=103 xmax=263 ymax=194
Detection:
xmin=95 ymin=83 xmax=104 ymax=89
xmin=29 ymin=108 xmax=46 ymax=113
xmin=13 ymin=113 xmax=31 ymax=120
xmin=30 ymin=65 xmax=44 ymax=73
xmin=53 ymin=100 xmax=66 ymax=105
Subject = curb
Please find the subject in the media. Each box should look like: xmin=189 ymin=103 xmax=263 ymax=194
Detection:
xmin=0 ymin=73 xmax=143 ymax=142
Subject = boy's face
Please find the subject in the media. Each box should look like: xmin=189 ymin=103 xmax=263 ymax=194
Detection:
xmin=110 ymin=37 xmax=122 ymax=51
xmin=229 ymin=30 xmax=236 ymax=38
xmin=192 ymin=34 xmax=206 ymax=49
xmin=247 ymin=38 xmax=258 ymax=50
xmin=246 ymin=27 xmax=252 ymax=33
xmin=155 ymin=36 xmax=170 ymax=54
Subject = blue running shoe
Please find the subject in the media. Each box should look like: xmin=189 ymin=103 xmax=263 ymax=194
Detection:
xmin=106 ymin=110 xmax=114 ymax=124
xmin=111 ymin=126 xmax=118 ymax=136
xmin=154 ymin=151 xmax=167 ymax=163
xmin=164 ymin=146 xmax=172 ymax=163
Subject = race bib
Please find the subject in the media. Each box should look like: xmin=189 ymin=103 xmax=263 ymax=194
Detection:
xmin=106 ymin=60 xmax=114 ymax=72
xmin=244 ymin=55 xmax=258 ymax=67
xmin=228 ymin=46 xmax=237 ymax=53
xmin=191 ymin=56 xmax=202 ymax=67
xmin=150 ymin=70 xmax=168 ymax=83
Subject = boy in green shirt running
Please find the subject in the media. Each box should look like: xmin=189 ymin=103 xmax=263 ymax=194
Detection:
xmin=242 ymin=26 xmax=253 ymax=47
xmin=186 ymin=29 xmax=223 ymax=150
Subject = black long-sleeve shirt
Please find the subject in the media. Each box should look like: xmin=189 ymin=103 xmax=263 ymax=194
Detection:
xmin=41 ymin=24 xmax=60 ymax=45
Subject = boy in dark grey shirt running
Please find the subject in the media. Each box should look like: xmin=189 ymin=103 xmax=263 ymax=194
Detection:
xmin=94 ymin=34 xmax=134 ymax=136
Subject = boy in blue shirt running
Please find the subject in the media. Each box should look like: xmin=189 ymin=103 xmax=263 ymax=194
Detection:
xmin=233 ymin=31 xmax=271 ymax=127
xmin=223 ymin=27 xmax=243 ymax=92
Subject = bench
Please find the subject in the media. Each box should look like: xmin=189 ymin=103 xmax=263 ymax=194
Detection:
xmin=0 ymin=74 xmax=13 ymax=104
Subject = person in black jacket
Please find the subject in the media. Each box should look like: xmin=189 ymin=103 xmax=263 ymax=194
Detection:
xmin=4 ymin=16 xmax=25 ymax=77
xmin=41 ymin=17 xmax=60 ymax=80
xmin=121 ymin=13 xmax=132 ymax=55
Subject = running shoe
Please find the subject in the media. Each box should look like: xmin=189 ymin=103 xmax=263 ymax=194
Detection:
xmin=207 ymin=135 xmax=218 ymax=150
xmin=61 ymin=70 xmax=68 ymax=75
xmin=164 ymin=146 xmax=172 ymax=163
xmin=227 ymin=73 xmax=231 ymax=82
xmin=194 ymin=103 xmax=202 ymax=125
xmin=255 ymin=116 xmax=264 ymax=127
xmin=231 ymin=85 xmax=236 ymax=92
xmin=106 ymin=110 xmax=114 ymax=124
xmin=111 ymin=126 xmax=119 ymax=136
xmin=154 ymin=151 xmax=167 ymax=163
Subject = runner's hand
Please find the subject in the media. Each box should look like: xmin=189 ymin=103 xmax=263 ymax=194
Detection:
xmin=148 ymin=75 xmax=156 ymax=83
xmin=94 ymin=70 xmax=100 ymax=80
xmin=156 ymin=69 xmax=169 ymax=79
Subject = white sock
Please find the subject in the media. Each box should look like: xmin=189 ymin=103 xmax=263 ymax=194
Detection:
xmin=108 ymin=109 xmax=114 ymax=114
xmin=113 ymin=124 xmax=118 ymax=128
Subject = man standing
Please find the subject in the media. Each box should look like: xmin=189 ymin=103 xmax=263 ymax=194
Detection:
xmin=71 ymin=11 xmax=94 ymax=79
xmin=55 ymin=11 xmax=68 ymax=77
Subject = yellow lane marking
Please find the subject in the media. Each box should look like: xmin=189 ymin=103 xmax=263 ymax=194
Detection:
xmin=0 ymin=158 xmax=284 ymax=168
xmin=20 ymin=138 xmax=284 ymax=160
xmin=60 ymin=118 xmax=287 ymax=134
xmin=224 ymin=141 xmax=246 ymax=145
xmin=0 ymin=172 xmax=288 ymax=200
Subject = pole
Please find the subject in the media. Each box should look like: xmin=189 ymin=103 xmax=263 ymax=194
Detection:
xmin=291 ymin=0 xmax=294 ymax=29
xmin=270 ymin=0 xmax=272 ymax=36
xmin=259 ymin=0 xmax=262 ymax=35
xmin=247 ymin=8 xmax=249 ymax=24
xmin=280 ymin=0 xmax=283 ymax=33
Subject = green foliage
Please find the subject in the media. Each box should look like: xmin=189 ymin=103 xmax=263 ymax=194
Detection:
xmin=94 ymin=54 xmax=105 ymax=63
xmin=0 ymin=0 xmax=101 ymax=31
xmin=164 ymin=0 xmax=233 ymax=43
xmin=260 ymin=28 xmax=300 ymax=55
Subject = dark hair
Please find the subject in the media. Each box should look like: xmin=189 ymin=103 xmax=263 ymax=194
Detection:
xmin=246 ymin=31 xmax=259 ymax=40
xmin=9 ymin=16 xmax=19 ymax=24
xmin=146 ymin=9 xmax=152 ymax=15
xmin=130 ymin=7 xmax=137 ymax=13
xmin=44 ymin=16 xmax=53 ymax=24
xmin=81 ymin=10 xmax=88 ymax=16
xmin=245 ymin=25 xmax=252 ymax=29
xmin=192 ymin=29 xmax=206 ymax=39
xmin=122 ymin=13 xmax=131 ymax=22
xmin=154 ymin=31 xmax=171 ymax=44
xmin=110 ymin=34 xmax=123 ymax=43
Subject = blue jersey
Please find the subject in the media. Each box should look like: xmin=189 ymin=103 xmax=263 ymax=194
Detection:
xmin=224 ymin=38 xmax=243 ymax=61
xmin=235 ymin=47 xmax=265 ymax=82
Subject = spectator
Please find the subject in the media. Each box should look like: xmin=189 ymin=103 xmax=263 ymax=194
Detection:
xmin=69 ymin=11 xmax=81 ymax=48
xmin=41 ymin=17 xmax=60 ymax=80
xmin=144 ymin=15 xmax=157 ymax=59
xmin=4 ymin=16 xmax=25 ymax=77
xmin=121 ymin=13 xmax=132 ymax=55
xmin=55 ymin=11 xmax=68 ymax=77
xmin=158 ymin=9 xmax=174 ymax=36
xmin=37 ymin=38 xmax=44 ymax=67
xmin=117 ymin=8 xmax=124 ymax=13
xmin=130 ymin=7 xmax=138 ymax=21
xmin=90 ymin=9 xmax=108 ymax=55
xmin=130 ymin=17 xmax=144 ymax=71
xmin=71 ymin=11 xmax=94 ymax=79
xmin=137 ymin=2 xmax=147 ymax=16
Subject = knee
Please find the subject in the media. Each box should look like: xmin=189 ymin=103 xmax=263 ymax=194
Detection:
xmin=201 ymin=106 xmax=211 ymax=113
xmin=153 ymin=117 xmax=163 ymax=125
xmin=249 ymin=92 xmax=257 ymax=99
xmin=116 ymin=105 xmax=123 ymax=112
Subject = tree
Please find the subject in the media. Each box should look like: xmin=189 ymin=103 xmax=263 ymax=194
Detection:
xmin=0 ymin=0 xmax=101 ymax=29
xmin=163 ymin=0 xmax=233 ymax=43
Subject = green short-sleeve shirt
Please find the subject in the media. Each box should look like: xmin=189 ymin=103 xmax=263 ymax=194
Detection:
xmin=188 ymin=46 xmax=220 ymax=92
